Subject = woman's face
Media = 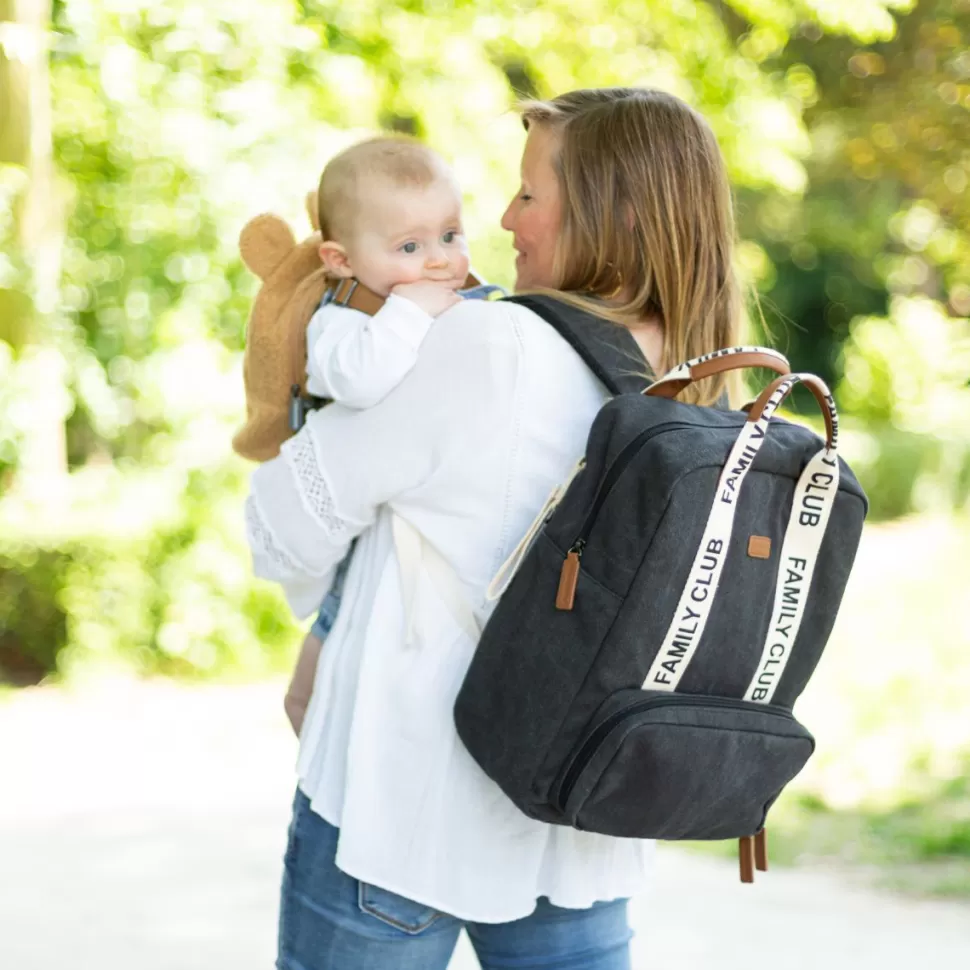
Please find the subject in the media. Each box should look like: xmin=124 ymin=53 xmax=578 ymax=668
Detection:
xmin=501 ymin=124 xmax=563 ymax=291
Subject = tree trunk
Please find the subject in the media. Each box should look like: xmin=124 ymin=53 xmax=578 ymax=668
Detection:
xmin=0 ymin=0 xmax=68 ymax=491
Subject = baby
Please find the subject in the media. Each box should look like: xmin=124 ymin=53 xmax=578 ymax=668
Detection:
xmin=305 ymin=136 xmax=472 ymax=403
xmin=285 ymin=136 xmax=490 ymax=733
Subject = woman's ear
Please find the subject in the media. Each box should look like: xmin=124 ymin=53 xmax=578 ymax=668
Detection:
xmin=319 ymin=241 xmax=354 ymax=279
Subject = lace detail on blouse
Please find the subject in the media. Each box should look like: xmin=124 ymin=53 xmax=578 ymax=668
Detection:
xmin=245 ymin=495 xmax=300 ymax=575
xmin=282 ymin=432 xmax=353 ymax=542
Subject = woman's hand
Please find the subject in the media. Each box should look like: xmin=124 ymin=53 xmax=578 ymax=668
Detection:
xmin=391 ymin=280 xmax=463 ymax=317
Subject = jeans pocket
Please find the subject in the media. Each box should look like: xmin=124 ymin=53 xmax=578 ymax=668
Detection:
xmin=357 ymin=882 xmax=445 ymax=935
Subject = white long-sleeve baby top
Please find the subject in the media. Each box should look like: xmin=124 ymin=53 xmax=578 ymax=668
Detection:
xmin=305 ymin=293 xmax=434 ymax=407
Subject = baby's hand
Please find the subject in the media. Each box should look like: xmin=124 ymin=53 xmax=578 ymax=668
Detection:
xmin=391 ymin=280 xmax=463 ymax=317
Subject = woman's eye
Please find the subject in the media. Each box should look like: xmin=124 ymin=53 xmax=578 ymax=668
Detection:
xmin=401 ymin=242 xmax=418 ymax=254
xmin=520 ymin=193 xmax=533 ymax=202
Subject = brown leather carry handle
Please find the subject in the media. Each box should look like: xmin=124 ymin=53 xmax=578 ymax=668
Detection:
xmin=746 ymin=372 xmax=838 ymax=451
xmin=644 ymin=347 xmax=790 ymax=400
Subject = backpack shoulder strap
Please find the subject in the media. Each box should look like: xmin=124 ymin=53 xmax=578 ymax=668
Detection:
xmin=502 ymin=294 xmax=654 ymax=395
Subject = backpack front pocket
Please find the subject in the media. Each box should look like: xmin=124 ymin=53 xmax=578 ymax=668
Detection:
xmin=555 ymin=689 xmax=814 ymax=840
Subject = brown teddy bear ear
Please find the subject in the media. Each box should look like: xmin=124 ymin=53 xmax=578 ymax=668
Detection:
xmin=239 ymin=214 xmax=296 ymax=280
xmin=306 ymin=190 xmax=320 ymax=232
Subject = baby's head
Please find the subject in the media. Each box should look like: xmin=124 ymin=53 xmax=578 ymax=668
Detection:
xmin=316 ymin=137 xmax=469 ymax=298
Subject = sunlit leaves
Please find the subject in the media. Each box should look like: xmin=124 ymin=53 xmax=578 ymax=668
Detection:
xmin=4 ymin=0 xmax=968 ymax=680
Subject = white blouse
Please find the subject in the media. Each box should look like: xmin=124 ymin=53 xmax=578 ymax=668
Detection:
xmin=245 ymin=296 xmax=653 ymax=923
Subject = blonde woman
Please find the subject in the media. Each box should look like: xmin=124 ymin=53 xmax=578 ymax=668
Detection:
xmin=247 ymin=88 xmax=740 ymax=970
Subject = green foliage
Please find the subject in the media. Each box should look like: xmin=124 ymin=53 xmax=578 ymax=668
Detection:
xmin=4 ymin=0 xmax=833 ymax=682
xmin=695 ymin=768 xmax=970 ymax=897
xmin=745 ymin=0 xmax=970 ymax=385
xmin=0 ymin=546 xmax=66 ymax=683
xmin=733 ymin=0 xmax=970 ymax=518
xmin=837 ymin=298 xmax=970 ymax=518
xmin=0 ymin=460 xmax=302 ymax=682
xmin=743 ymin=767 xmax=970 ymax=897
xmin=0 ymin=165 xmax=33 ymax=353
xmin=0 ymin=0 xmax=965 ymax=678
xmin=1 ymin=1 xmax=967 ymax=893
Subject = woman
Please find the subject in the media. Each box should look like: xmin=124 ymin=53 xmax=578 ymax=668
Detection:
xmin=246 ymin=87 xmax=740 ymax=970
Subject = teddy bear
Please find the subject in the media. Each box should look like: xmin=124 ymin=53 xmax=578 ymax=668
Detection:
xmin=231 ymin=195 xmax=330 ymax=463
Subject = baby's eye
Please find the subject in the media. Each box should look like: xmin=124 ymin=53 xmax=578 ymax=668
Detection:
xmin=400 ymin=242 xmax=418 ymax=254
xmin=442 ymin=230 xmax=458 ymax=244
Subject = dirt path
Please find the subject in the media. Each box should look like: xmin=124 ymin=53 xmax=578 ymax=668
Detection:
xmin=1 ymin=679 xmax=968 ymax=969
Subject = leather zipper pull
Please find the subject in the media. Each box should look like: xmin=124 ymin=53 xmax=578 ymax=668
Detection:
xmin=739 ymin=836 xmax=755 ymax=884
xmin=755 ymin=827 xmax=768 ymax=872
xmin=556 ymin=548 xmax=582 ymax=611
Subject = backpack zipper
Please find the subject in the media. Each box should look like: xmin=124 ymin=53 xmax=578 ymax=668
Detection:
xmin=556 ymin=422 xmax=698 ymax=610
xmin=555 ymin=693 xmax=795 ymax=812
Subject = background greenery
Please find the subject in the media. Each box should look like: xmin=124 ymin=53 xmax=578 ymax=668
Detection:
xmin=1 ymin=0 xmax=968 ymax=891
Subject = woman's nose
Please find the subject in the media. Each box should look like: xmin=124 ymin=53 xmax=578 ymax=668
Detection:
xmin=500 ymin=199 xmax=516 ymax=232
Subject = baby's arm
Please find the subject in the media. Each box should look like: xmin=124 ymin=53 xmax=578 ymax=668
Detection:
xmin=308 ymin=291 xmax=455 ymax=409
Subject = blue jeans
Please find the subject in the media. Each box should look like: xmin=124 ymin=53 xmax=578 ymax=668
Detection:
xmin=278 ymin=789 xmax=633 ymax=970
xmin=309 ymin=542 xmax=354 ymax=641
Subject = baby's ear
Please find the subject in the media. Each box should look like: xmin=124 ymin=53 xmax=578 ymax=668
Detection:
xmin=239 ymin=214 xmax=296 ymax=280
xmin=318 ymin=240 xmax=354 ymax=279
xmin=306 ymin=190 xmax=320 ymax=232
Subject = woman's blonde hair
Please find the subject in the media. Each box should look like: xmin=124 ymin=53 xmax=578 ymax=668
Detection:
xmin=520 ymin=88 xmax=741 ymax=405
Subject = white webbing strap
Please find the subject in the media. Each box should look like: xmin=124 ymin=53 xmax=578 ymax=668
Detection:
xmin=393 ymin=455 xmax=587 ymax=640
xmin=392 ymin=515 xmax=481 ymax=645
xmin=642 ymin=372 xmax=840 ymax=697
xmin=486 ymin=457 xmax=586 ymax=602
xmin=641 ymin=407 xmax=774 ymax=691
xmin=392 ymin=514 xmax=423 ymax=645
xmin=744 ymin=382 xmax=840 ymax=704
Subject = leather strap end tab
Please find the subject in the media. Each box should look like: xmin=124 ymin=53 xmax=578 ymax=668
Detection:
xmin=755 ymin=828 xmax=768 ymax=872
xmin=556 ymin=552 xmax=580 ymax=611
xmin=739 ymin=836 xmax=755 ymax=884
xmin=644 ymin=377 xmax=691 ymax=400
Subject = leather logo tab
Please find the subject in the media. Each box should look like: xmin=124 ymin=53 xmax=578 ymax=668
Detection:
xmin=748 ymin=535 xmax=772 ymax=559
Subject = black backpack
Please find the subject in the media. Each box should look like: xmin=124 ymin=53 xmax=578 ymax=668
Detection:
xmin=454 ymin=295 xmax=868 ymax=882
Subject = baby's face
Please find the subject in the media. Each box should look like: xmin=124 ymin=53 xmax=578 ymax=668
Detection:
xmin=345 ymin=177 xmax=470 ymax=297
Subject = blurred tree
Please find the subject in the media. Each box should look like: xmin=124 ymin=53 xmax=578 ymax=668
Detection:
xmin=741 ymin=0 xmax=969 ymax=383
xmin=0 ymin=0 xmax=962 ymax=679
xmin=736 ymin=0 xmax=970 ymax=517
xmin=0 ymin=0 xmax=68 ymax=493
xmin=37 ymin=0 xmax=914 ymax=474
xmin=0 ymin=0 xmax=37 ymax=353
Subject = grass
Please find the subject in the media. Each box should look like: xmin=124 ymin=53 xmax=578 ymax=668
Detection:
xmin=688 ymin=776 xmax=970 ymax=898
xmin=687 ymin=513 xmax=970 ymax=897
